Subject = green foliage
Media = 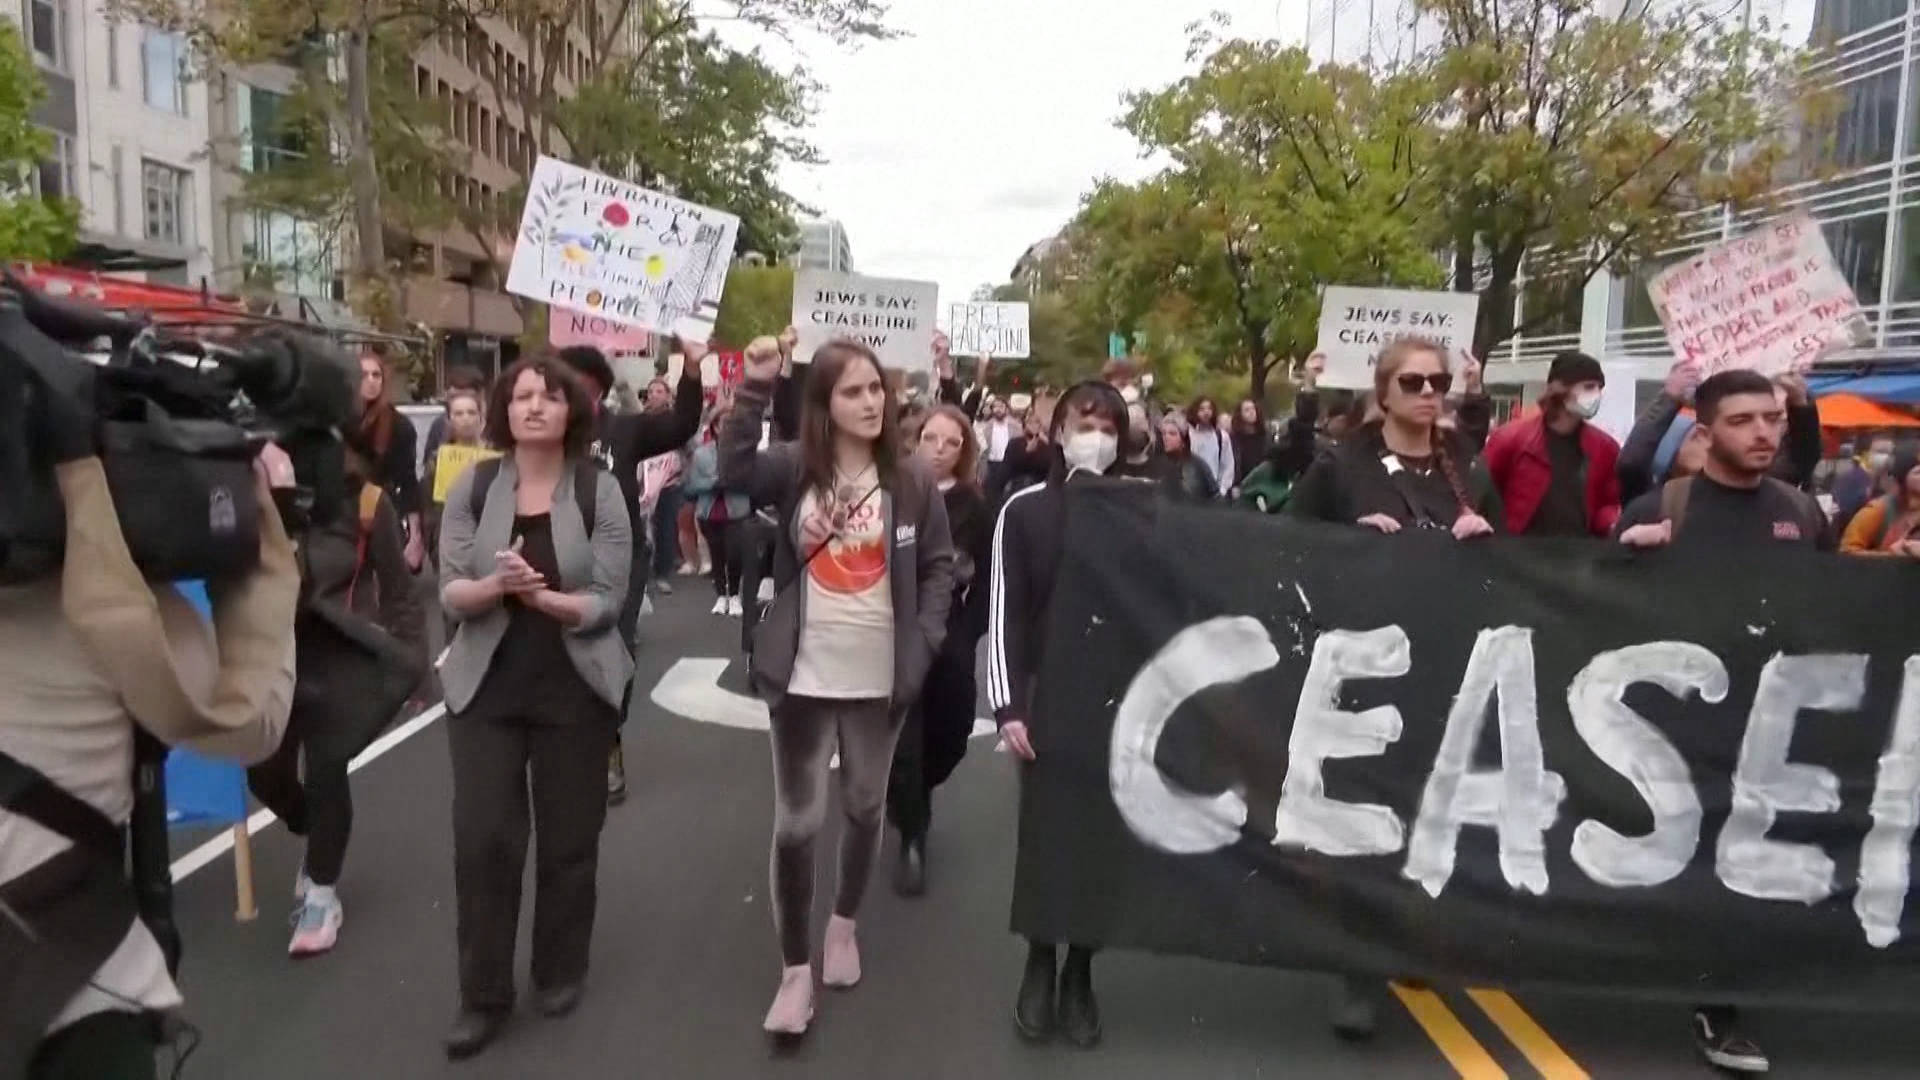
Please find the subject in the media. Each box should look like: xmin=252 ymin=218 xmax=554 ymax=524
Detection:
xmin=1061 ymin=36 xmax=1444 ymax=402
xmin=986 ymin=280 xmax=1105 ymax=392
xmin=560 ymin=21 xmax=821 ymax=258
xmin=1415 ymin=0 xmax=1816 ymax=350
xmin=0 ymin=22 xmax=77 ymax=261
xmin=712 ymin=263 xmax=794 ymax=348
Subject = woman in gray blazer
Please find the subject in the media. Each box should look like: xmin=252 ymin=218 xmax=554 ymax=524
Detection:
xmin=435 ymin=356 xmax=632 ymax=1060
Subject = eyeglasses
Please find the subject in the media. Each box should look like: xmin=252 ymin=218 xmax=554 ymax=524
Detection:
xmin=1394 ymin=372 xmax=1453 ymax=396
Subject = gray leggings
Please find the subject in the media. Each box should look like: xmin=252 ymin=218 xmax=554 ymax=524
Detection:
xmin=769 ymin=695 xmax=900 ymax=966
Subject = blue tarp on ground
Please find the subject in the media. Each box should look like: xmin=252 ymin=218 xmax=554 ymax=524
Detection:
xmin=164 ymin=581 xmax=250 ymax=827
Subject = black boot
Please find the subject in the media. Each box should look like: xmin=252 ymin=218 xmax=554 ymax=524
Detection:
xmin=1057 ymin=946 xmax=1102 ymax=1049
xmin=1331 ymin=975 xmax=1379 ymax=1041
xmin=893 ymin=832 xmax=926 ymax=898
xmin=1014 ymin=943 xmax=1058 ymax=1042
xmin=443 ymin=1008 xmax=509 ymax=1060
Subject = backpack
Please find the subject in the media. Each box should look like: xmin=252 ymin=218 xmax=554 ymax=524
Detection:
xmin=467 ymin=458 xmax=600 ymax=539
xmin=1659 ymin=475 xmax=1819 ymax=539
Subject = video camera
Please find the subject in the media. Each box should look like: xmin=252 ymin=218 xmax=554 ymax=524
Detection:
xmin=0 ymin=273 xmax=358 ymax=585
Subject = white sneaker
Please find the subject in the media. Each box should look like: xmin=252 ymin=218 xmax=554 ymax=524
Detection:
xmin=288 ymin=891 xmax=343 ymax=958
xmin=711 ymin=597 xmax=728 ymax=615
xmin=294 ymin=869 xmax=312 ymax=902
xmin=758 ymin=579 xmax=775 ymax=602
xmin=727 ymin=596 xmax=743 ymax=617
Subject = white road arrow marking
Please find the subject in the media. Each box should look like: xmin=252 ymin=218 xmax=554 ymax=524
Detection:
xmin=650 ymin=657 xmax=1000 ymax=743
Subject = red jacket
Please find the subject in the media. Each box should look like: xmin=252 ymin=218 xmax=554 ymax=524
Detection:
xmin=1483 ymin=414 xmax=1622 ymax=536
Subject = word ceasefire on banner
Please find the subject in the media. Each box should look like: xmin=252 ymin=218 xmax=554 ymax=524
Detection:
xmin=1016 ymin=484 xmax=1920 ymax=1007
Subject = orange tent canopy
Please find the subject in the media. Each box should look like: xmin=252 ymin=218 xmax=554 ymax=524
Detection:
xmin=1817 ymin=393 xmax=1920 ymax=429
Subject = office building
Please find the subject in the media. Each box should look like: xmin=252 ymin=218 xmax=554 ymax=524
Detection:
xmin=13 ymin=0 xmax=217 ymax=283
xmin=797 ymin=218 xmax=854 ymax=273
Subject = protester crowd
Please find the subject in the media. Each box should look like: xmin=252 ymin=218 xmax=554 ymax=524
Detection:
xmin=13 ymin=300 xmax=1920 ymax=1079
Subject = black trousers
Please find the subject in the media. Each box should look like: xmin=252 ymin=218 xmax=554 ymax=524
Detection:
xmin=449 ymin=707 xmax=616 ymax=1010
xmin=888 ymin=644 xmax=975 ymax=839
xmin=247 ymin=711 xmax=353 ymax=886
xmin=30 ymin=1011 xmax=156 ymax=1080
xmin=697 ymin=516 xmax=744 ymax=598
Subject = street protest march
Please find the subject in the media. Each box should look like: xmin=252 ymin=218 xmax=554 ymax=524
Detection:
xmin=1016 ymin=482 xmax=1920 ymax=1009
xmin=506 ymin=155 xmax=740 ymax=342
xmin=792 ymin=269 xmax=939 ymax=371
xmin=1649 ymin=213 xmax=1865 ymax=377
xmin=1314 ymin=286 xmax=1482 ymax=389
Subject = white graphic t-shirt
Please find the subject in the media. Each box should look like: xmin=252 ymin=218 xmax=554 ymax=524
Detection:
xmin=789 ymin=480 xmax=893 ymax=699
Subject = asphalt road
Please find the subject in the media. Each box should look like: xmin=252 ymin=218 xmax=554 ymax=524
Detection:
xmin=162 ymin=584 xmax=1920 ymax=1079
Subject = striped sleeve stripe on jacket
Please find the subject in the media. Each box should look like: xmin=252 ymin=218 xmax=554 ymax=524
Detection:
xmin=987 ymin=483 xmax=1045 ymax=711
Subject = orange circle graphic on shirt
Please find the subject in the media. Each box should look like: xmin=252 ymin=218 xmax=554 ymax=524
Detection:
xmin=810 ymin=537 xmax=886 ymax=593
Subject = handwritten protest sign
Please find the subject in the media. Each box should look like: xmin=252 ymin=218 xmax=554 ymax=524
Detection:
xmin=550 ymin=309 xmax=651 ymax=352
xmin=1648 ymin=213 xmax=1862 ymax=377
xmin=792 ymin=270 xmax=939 ymax=373
xmin=507 ymin=156 xmax=739 ymax=343
xmin=947 ymin=301 xmax=1030 ymax=357
xmin=432 ymin=444 xmax=504 ymax=504
xmin=1315 ymin=286 xmax=1481 ymax=389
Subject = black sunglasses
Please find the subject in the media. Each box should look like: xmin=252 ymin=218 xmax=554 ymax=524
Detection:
xmin=1395 ymin=372 xmax=1453 ymax=395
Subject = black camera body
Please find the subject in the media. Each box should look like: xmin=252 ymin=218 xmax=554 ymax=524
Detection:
xmin=0 ymin=284 xmax=358 ymax=585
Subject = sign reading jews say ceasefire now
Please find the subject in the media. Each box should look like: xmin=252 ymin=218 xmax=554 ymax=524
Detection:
xmin=792 ymin=269 xmax=939 ymax=374
xmin=1313 ymin=286 xmax=1481 ymax=390
xmin=1648 ymin=212 xmax=1863 ymax=377
xmin=506 ymin=155 xmax=740 ymax=343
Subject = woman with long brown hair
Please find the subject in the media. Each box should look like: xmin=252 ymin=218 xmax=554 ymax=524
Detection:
xmin=720 ymin=339 xmax=954 ymax=1040
xmin=888 ymin=403 xmax=991 ymax=896
xmin=354 ymin=351 xmax=425 ymax=571
xmin=1288 ymin=339 xmax=1503 ymax=540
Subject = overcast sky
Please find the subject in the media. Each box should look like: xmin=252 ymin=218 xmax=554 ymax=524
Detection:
xmin=724 ymin=0 xmax=1316 ymax=314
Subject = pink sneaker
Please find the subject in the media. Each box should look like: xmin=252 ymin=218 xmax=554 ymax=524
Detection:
xmin=822 ymin=915 xmax=861 ymax=988
xmin=763 ymin=965 xmax=814 ymax=1036
xmin=288 ymin=893 xmax=343 ymax=958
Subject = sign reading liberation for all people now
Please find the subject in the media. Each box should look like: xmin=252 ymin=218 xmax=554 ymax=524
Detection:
xmin=1314 ymin=286 xmax=1481 ymax=389
xmin=1648 ymin=213 xmax=1863 ymax=377
xmin=506 ymin=156 xmax=740 ymax=343
xmin=1016 ymin=482 xmax=1920 ymax=1008
xmin=947 ymin=301 xmax=1031 ymax=358
xmin=792 ymin=269 xmax=939 ymax=373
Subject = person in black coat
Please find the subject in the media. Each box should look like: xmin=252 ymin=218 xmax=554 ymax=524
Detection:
xmin=988 ymin=379 xmax=1133 ymax=1050
xmin=1287 ymin=340 xmax=1504 ymax=537
xmin=887 ymin=404 xmax=992 ymax=896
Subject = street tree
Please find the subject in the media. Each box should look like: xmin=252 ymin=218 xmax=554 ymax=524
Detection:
xmin=1067 ymin=35 xmax=1445 ymax=402
xmin=0 ymin=21 xmax=78 ymax=261
xmin=712 ymin=262 xmax=794 ymax=347
xmin=1415 ymin=0 xmax=1819 ymax=352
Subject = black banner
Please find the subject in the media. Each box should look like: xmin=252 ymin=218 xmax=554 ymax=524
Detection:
xmin=1014 ymin=481 xmax=1920 ymax=1009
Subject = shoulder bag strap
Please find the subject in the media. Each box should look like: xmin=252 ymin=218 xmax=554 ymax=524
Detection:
xmin=1661 ymin=476 xmax=1693 ymax=537
xmin=0 ymin=749 xmax=125 ymax=861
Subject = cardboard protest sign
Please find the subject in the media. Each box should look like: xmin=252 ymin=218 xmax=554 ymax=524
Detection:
xmin=947 ymin=301 xmax=1031 ymax=357
xmin=432 ymin=444 xmax=504 ymax=504
xmin=1648 ymin=213 xmax=1862 ymax=377
xmin=793 ymin=270 xmax=939 ymax=373
xmin=549 ymin=308 xmax=651 ymax=352
xmin=507 ymin=156 xmax=739 ymax=343
xmin=1314 ymin=286 xmax=1481 ymax=390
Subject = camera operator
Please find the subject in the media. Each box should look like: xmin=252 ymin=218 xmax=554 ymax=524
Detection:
xmin=0 ymin=443 xmax=298 ymax=1080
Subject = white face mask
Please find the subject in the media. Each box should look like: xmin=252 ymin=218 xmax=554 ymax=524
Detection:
xmin=1062 ymin=430 xmax=1119 ymax=473
xmin=1569 ymin=389 xmax=1604 ymax=420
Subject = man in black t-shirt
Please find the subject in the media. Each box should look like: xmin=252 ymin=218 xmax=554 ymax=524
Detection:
xmin=1615 ymin=369 xmax=1832 ymax=555
xmin=1611 ymin=368 xmax=1830 ymax=1075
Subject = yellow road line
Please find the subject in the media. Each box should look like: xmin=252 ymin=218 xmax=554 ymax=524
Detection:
xmin=1390 ymin=981 xmax=1509 ymax=1079
xmin=1466 ymin=988 xmax=1590 ymax=1080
